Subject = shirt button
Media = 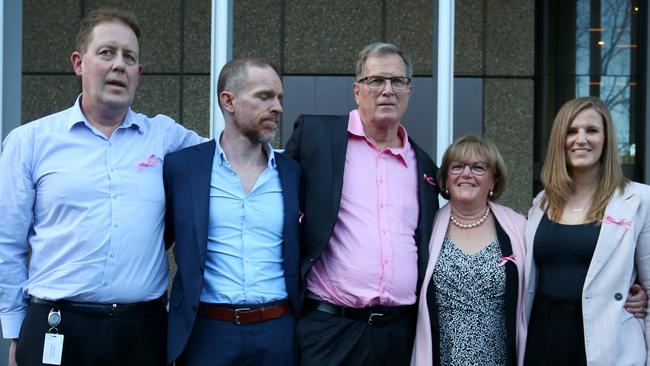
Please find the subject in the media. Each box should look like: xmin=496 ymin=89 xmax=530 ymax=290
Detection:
xmin=614 ymin=293 xmax=623 ymax=301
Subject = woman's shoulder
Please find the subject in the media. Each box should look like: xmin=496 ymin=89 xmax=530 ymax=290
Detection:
xmin=618 ymin=181 xmax=650 ymax=203
xmin=491 ymin=202 xmax=526 ymax=224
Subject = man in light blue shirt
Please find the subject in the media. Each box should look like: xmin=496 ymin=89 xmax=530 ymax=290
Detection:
xmin=164 ymin=59 xmax=301 ymax=365
xmin=0 ymin=8 xmax=202 ymax=366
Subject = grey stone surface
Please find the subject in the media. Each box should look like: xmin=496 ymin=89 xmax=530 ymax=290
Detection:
xmin=284 ymin=0 xmax=382 ymax=74
xmin=484 ymin=78 xmax=535 ymax=213
xmin=22 ymin=75 xmax=80 ymax=124
xmin=233 ymin=0 xmax=282 ymax=67
xmin=455 ymin=0 xmax=484 ymax=76
xmin=485 ymin=0 xmax=535 ymax=76
xmin=23 ymin=0 xmax=80 ymax=73
xmin=386 ymin=0 xmax=433 ymax=75
xmin=85 ymin=0 xmax=182 ymax=73
xmin=183 ymin=0 xmax=211 ymax=73
xmin=132 ymin=75 xmax=181 ymax=122
xmin=182 ymin=75 xmax=211 ymax=138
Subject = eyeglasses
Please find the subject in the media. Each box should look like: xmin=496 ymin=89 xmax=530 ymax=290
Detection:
xmin=357 ymin=76 xmax=411 ymax=92
xmin=449 ymin=162 xmax=489 ymax=176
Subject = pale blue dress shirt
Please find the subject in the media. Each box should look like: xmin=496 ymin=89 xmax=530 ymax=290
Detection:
xmin=0 ymin=96 xmax=204 ymax=338
xmin=200 ymin=138 xmax=287 ymax=305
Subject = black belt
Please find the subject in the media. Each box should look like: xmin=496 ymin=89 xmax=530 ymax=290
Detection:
xmin=30 ymin=296 xmax=166 ymax=316
xmin=307 ymin=299 xmax=413 ymax=326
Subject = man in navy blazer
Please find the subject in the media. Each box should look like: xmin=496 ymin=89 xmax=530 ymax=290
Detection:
xmin=285 ymin=42 xmax=439 ymax=365
xmin=164 ymin=58 xmax=301 ymax=365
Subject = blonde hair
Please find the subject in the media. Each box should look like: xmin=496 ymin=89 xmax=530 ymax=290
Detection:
xmin=438 ymin=134 xmax=507 ymax=201
xmin=541 ymin=96 xmax=627 ymax=222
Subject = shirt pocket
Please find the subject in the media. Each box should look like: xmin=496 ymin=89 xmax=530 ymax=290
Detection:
xmin=135 ymin=163 xmax=165 ymax=202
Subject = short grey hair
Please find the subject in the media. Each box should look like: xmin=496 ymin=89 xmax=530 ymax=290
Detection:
xmin=355 ymin=42 xmax=413 ymax=80
xmin=216 ymin=58 xmax=279 ymax=112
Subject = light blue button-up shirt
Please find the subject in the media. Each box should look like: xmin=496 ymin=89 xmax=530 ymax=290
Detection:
xmin=200 ymin=138 xmax=287 ymax=305
xmin=0 ymin=96 xmax=204 ymax=338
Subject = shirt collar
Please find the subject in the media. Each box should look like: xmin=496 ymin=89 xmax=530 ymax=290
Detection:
xmin=347 ymin=109 xmax=412 ymax=166
xmin=215 ymin=133 xmax=277 ymax=169
xmin=66 ymin=94 xmax=144 ymax=134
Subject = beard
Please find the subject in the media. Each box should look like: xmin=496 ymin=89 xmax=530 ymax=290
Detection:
xmin=239 ymin=118 xmax=277 ymax=144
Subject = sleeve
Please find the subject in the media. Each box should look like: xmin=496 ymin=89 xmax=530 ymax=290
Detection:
xmin=634 ymin=190 xmax=650 ymax=364
xmin=160 ymin=115 xmax=207 ymax=154
xmin=0 ymin=128 xmax=36 ymax=339
xmin=163 ymin=153 xmax=176 ymax=251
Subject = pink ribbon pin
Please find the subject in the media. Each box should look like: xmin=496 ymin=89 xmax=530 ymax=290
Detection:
xmin=298 ymin=212 xmax=304 ymax=224
xmin=498 ymin=254 xmax=515 ymax=267
xmin=605 ymin=215 xmax=631 ymax=229
xmin=422 ymin=174 xmax=436 ymax=186
xmin=137 ymin=154 xmax=161 ymax=169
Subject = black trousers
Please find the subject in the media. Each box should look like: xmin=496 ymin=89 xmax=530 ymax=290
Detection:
xmin=16 ymin=300 xmax=167 ymax=366
xmin=296 ymin=307 xmax=416 ymax=366
xmin=524 ymin=294 xmax=587 ymax=366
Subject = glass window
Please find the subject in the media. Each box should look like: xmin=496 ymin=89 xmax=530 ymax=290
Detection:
xmin=536 ymin=0 xmax=643 ymax=188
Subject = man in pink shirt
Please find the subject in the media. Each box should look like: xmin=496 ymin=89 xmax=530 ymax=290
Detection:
xmin=285 ymin=42 xmax=439 ymax=365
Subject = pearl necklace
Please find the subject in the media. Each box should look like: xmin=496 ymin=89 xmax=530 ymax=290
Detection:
xmin=450 ymin=206 xmax=491 ymax=229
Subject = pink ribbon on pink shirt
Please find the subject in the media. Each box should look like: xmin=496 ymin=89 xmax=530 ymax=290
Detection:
xmin=498 ymin=254 xmax=515 ymax=267
xmin=422 ymin=174 xmax=436 ymax=186
xmin=298 ymin=212 xmax=304 ymax=224
xmin=137 ymin=154 xmax=161 ymax=169
xmin=604 ymin=215 xmax=631 ymax=229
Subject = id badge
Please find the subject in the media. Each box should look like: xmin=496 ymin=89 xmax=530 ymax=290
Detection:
xmin=42 ymin=333 xmax=64 ymax=365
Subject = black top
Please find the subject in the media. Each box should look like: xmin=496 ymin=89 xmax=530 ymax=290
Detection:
xmin=427 ymin=220 xmax=518 ymax=366
xmin=533 ymin=214 xmax=600 ymax=300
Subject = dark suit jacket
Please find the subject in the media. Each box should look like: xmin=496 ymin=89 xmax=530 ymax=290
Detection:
xmin=284 ymin=114 xmax=439 ymax=297
xmin=163 ymin=139 xmax=301 ymax=363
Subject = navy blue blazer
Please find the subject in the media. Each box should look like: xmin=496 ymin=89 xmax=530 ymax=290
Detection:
xmin=284 ymin=114 xmax=439 ymax=297
xmin=163 ymin=139 xmax=301 ymax=363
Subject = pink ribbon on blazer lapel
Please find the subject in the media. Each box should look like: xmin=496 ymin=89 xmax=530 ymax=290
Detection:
xmin=497 ymin=254 xmax=515 ymax=267
xmin=604 ymin=215 xmax=631 ymax=229
xmin=422 ymin=174 xmax=436 ymax=186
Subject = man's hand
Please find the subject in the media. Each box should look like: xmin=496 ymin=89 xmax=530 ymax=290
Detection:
xmin=8 ymin=339 xmax=18 ymax=366
xmin=624 ymin=283 xmax=648 ymax=318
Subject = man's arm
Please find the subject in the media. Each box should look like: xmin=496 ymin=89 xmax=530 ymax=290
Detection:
xmin=8 ymin=339 xmax=17 ymax=366
xmin=0 ymin=127 xmax=36 ymax=340
xmin=163 ymin=153 xmax=176 ymax=251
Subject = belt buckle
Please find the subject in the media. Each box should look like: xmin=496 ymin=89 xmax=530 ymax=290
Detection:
xmin=234 ymin=308 xmax=251 ymax=325
xmin=368 ymin=312 xmax=384 ymax=326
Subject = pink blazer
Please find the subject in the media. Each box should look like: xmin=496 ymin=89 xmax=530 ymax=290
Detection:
xmin=524 ymin=182 xmax=650 ymax=366
xmin=411 ymin=202 xmax=528 ymax=365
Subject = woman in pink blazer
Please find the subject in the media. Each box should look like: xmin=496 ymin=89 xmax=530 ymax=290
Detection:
xmin=524 ymin=96 xmax=650 ymax=365
xmin=411 ymin=135 xmax=528 ymax=366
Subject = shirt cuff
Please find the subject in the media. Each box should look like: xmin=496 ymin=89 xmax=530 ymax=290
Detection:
xmin=1 ymin=311 xmax=26 ymax=339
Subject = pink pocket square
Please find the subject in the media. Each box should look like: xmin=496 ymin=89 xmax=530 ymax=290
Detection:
xmin=604 ymin=215 xmax=631 ymax=229
xmin=137 ymin=154 xmax=162 ymax=169
xmin=422 ymin=174 xmax=436 ymax=186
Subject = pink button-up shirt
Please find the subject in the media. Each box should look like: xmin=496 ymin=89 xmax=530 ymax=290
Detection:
xmin=306 ymin=110 xmax=419 ymax=307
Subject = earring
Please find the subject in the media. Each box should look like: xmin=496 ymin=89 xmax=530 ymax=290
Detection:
xmin=489 ymin=190 xmax=494 ymax=197
xmin=445 ymin=188 xmax=449 ymax=195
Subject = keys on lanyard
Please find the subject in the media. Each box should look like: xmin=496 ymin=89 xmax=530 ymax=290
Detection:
xmin=43 ymin=308 xmax=64 ymax=365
